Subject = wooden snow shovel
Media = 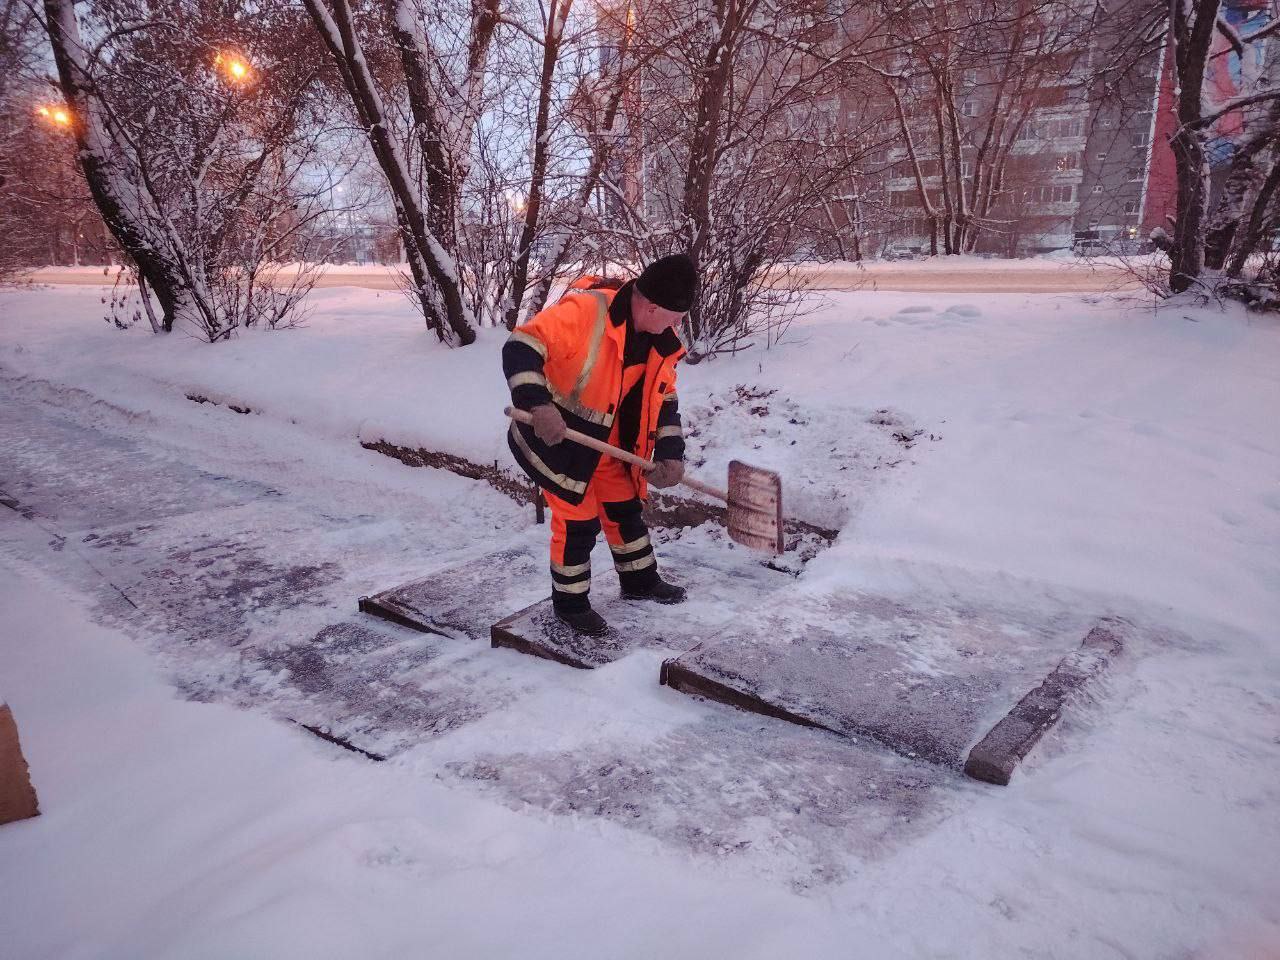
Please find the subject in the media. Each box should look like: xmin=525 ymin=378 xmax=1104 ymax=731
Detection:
xmin=505 ymin=406 xmax=784 ymax=555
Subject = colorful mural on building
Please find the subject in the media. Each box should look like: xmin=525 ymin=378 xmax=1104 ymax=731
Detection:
xmin=1142 ymin=0 xmax=1278 ymax=235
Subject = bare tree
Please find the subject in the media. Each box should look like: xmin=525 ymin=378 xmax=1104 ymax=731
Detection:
xmin=42 ymin=0 xmax=339 ymax=337
xmin=1109 ymin=0 xmax=1280 ymax=296
xmin=874 ymin=0 xmax=1095 ymax=256
xmin=500 ymin=0 xmax=573 ymax=330
xmin=510 ymin=1 xmax=648 ymax=322
xmin=3 ymin=96 xmax=120 ymax=270
xmin=588 ymin=0 xmax=887 ymax=359
xmin=301 ymin=0 xmax=495 ymax=345
xmin=1 ymin=0 xmax=107 ymax=280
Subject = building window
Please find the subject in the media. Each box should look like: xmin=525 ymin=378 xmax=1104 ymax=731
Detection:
xmin=1093 ymin=184 xmax=1103 ymax=194
xmin=1131 ymin=131 xmax=1150 ymax=148
xmin=1028 ymin=184 xmax=1075 ymax=203
xmin=1056 ymin=153 xmax=1080 ymax=171
xmin=962 ymin=100 xmax=977 ymax=118
xmin=1042 ymin=117 xmax=1084 ymax=139
xmin=1096 ymin=152 xmax=1106 ymax=162
xmin=1124 ymin=200 xmax=1139 ymax=214
xmin=1127 ymin=167 xmax=1144 ymax=181
xmin=963 ymin=69 xmax=978 ymax=86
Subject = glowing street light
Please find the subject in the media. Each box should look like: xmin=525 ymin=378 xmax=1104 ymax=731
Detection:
xmin=214 ymin=52 xmax=252 ymax=84
xmin=36 ymin=105 xmax=72 ymax=128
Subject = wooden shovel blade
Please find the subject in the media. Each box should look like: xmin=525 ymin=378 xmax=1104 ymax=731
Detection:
xmin=726 ymin=460 xmax=784 ymax=555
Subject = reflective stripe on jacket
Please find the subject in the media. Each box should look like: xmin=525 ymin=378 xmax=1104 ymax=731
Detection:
xmin=502 ymin=281 xmax=685 ymax=505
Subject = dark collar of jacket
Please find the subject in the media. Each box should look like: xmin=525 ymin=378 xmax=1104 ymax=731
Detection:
xmin=608 ymin=280 xmax=684 ymax=359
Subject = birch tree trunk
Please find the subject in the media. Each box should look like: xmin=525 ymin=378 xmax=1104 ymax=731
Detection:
xmin=43 ymin=0 xmax=189 ymax=331
xmin=1168 ymin=0 xmax=1220 ymax=294
xmin=1205 ymin=101 xmax=1280 ymax=270
xmin=1226 ymin=155 xmax=1280 ymax=278
xmin=503 ymin=0 xmax=571 ymax=330
xmin=303 ymin=0 xmax=477 ymax=345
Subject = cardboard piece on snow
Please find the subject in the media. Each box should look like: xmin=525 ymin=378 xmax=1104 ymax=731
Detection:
xmin=0 ymin=702 xmax=40 ymax=825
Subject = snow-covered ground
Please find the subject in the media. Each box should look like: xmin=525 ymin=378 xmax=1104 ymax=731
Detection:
xmin=1 ymin=282 xmax=1278 ymax=958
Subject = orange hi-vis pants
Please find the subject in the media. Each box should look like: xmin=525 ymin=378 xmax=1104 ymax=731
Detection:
xmin=545 ymin=364 xmax=657 ymax=610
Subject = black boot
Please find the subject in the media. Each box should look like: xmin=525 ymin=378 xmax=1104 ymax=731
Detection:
xmin=622 ymin=574 xmax=686 ymax=605
xmin=553 ymin=604 xmax=610 ymax=636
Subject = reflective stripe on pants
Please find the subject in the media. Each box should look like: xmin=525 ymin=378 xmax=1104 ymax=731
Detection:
xmin=545 ymin=454 xmax=656 ymax=610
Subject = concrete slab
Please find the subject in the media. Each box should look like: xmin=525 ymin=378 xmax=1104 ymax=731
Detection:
xmin=964 ymin=618 xmax=1127 ymax=785
xmin=491 ymin=587 xmax=694 ymax=669
xmin=255 ymin=618 xmax=509 ymax=756
xmin=660 ymin=591 xmax=1109 ymax=774
xmin=360 ymin=547 xmax=545 ymax=638
xmin=0 ymin=392 xmax=273 ymax=533
xmin=366 ymin=539 xmax=795 ymax=662
xmin=486 ymin=547 xmax=801 ymax=668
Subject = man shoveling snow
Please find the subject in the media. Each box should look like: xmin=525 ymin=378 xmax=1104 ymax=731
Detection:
xmin=502 ymin=254 xmax=697 ymax=636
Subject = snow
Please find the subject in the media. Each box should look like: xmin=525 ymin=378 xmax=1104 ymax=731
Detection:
xmin=0 ymin=562 xmax=830 ymax=959
xmin=4 ymin=526 xmax=1279 ymax=957
xmin=12 ymin=282 xmax=1271 ymax=634
xmin=2 ymin=280 xmax=1279 ymax=956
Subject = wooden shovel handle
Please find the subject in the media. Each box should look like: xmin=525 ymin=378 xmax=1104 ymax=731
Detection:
xmin=505 ymin=406 xmax=652 ymax=469
xmin=676 ymin=474 xmax=728 ymax=502
xmin=503 ymin=406 xmax=728 ymax=503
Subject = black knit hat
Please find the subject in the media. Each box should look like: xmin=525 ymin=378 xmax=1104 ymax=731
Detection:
xmin=636 ymin=253 xmax=698 ymax=312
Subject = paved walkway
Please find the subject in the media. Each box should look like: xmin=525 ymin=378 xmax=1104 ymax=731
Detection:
xmin=30 ymin=260 xmax=1144 ymax=293
xmin=0 ymin=374 xmax=952 ymax=886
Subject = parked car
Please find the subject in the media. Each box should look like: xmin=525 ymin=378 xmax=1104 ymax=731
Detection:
xmin=1072 ymin=227 xmax=1145 ymax=257
xmin=881 ymin=244 xmax=921 ymax=261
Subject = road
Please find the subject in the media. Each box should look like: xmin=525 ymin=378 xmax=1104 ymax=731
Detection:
xmin=30 ymin=259 xmax=1143 ymax=294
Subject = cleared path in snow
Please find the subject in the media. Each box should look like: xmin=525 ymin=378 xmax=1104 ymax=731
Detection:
xmin=0 ymin=374 xmax=950 ymax=887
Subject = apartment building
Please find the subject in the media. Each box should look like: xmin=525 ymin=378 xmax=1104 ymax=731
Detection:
xmin=863 ymin=0 xmax=1277 ymax=256
xmin=869 ymin=45 xmax=1158 ymax=257
xmin=608 ymin=0 xmax=1274 ymax=259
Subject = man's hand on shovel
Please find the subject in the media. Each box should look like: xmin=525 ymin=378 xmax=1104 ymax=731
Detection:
xmin=648 ymin=459 xmax=684 ymax=489
xmin=529 ymin=404 xmax=567 ymax=445
xmin=505 ymin=405 xmax=784 ymax=555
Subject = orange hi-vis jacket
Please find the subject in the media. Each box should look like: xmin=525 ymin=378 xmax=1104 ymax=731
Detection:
xmin=503 ymin=280 xmax=686 ymax=506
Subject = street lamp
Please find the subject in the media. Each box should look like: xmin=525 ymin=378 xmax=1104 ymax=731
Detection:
xmin=505 ymin=189 xmax=527 ymax=214
xmin=36 ymin=105 xmax=72 ymax=128
xmin=214 ymin=52 xmax=252 ymax=84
